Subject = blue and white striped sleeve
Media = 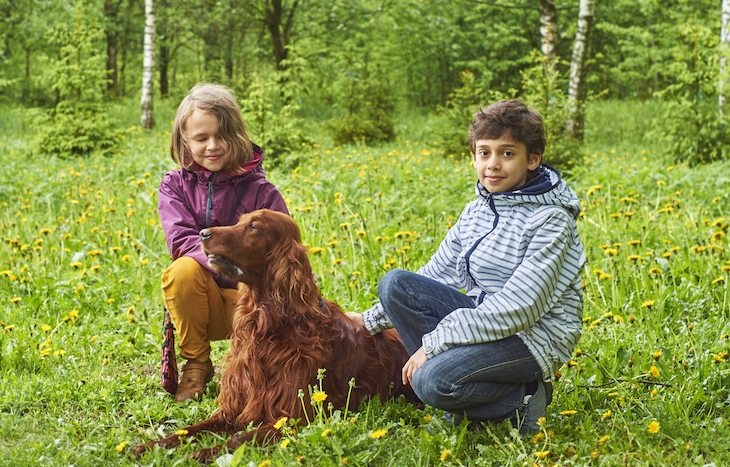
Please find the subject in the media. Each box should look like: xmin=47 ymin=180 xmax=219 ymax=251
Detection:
xmin=415 ymin=209 xmax=468 ymax=290
xmin=421 ymin=210 xmax=580 ymax=359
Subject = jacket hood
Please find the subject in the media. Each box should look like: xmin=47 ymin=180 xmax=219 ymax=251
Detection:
xmin=476 ymin=164 xmax=581 ymax=220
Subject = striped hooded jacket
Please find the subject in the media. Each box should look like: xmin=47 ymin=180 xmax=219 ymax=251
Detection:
xmin=363 ymin=164 xmax=586 ymax=381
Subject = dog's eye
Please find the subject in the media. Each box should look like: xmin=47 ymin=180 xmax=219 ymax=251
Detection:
xmin=248 ymin=223 xmax=257 ymax=230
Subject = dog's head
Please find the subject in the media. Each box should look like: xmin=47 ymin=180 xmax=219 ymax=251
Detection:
xmin=200 ymin=209 xmax=310 ymax=295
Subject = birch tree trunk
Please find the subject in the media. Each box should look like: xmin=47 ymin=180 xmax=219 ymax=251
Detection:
xmin=719 ymin=0 xmax=730 ymax=112
xmin=565 ymin=0 xmax=595 ymax=140
xmin=539 ymin=0 xmax=559 ymax=61
xmin=140 ymin=0 xmax=155 ymax=129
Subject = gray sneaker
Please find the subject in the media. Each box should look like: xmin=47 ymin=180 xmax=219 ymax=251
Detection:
xmin=514 ymin=380 xmax=553 ymax=434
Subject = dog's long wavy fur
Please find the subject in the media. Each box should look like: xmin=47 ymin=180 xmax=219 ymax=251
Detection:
xmin=132 ymin=209 xmax=415 ymax=463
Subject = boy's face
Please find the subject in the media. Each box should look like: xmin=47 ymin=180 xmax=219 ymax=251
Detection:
xmin=472 ymin=133 xmax=541 ymax=193
xmin=187 ymin=109 xmax=230 ymax=172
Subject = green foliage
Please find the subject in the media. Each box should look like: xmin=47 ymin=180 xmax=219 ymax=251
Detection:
xmin=648 ymin=23 xmax=730 ymax=165
xmin=328 ymin=79 xmax=396 ymax=146
xmin=434 ymin=70 xmax=504 ymax=158
xmin=241 ymin=52 xmax=314 ymax=166
xmin=30 ymin=4 xmax=119 ymax=157
xmin=519 ymin=52 xmax=588 ymax=173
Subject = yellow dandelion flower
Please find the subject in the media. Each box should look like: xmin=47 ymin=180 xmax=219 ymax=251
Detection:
xmin=423 ymin=414 xmax=432 ymax=421
xmin=649 ymin=366 xmax=660 ymax=378
xmin=652 ymin=350 xmax=662 ymax=360
xmin=604 ymin=248 xmax=618 ymax=256
xmin=641 ymin=300 xmax=655 ymax=308
xmin=647 ymin=420 xmax=660 ymax=434
xmin=115 ymin=441 xmax=129 ymax=452
xmin=280 ymin=439 xmax=290 ymax=449
xmin=87 ymin=250 xmax=102 ymax=256
xmin=599 ymin=435 xmax=610 ymax=444
xmin=41 ymin=325 xmax=51 ymax=332
xmin=312 ymin=391 xmax=327 ymax=403
xmin=712 ymin=276 xmax=725 ymax=284
xmin=657 ymin=180 xmax=666 ymax=186
xmin=274 ymin=417 xmax=288 ymax=430
xmin=70 ymin=262 xmax=83 ymax=268
xmin=627 ymin=239 xmax=642 ymax=246
xmin=175 ymin=429 xmax=188 ymax=436
xmin=258 ymin=460 xmax=272 ymax=467
xmin=602 ymin=410 xmax=611 ymax=419
xmin=308 ymin=247 xmax=325 ymax=254
xmin=560 ymin=410 xmax=577 ymax=416
xmin=440 ymin=449 xmax=451 ymax=461
xmin=370 ymin=429 xmax=387 ymax=439
xmin=10 ymin=297 xmax=21 ymax=304
xmin=321 ymin=428 xmax=332 ymax=437
xmin=713 ymin=353 xmax=726 ymax=363
xmin=599 ymin=273 xmax=611 ymax=281
xmin=534 ymin=450 xmax=550 ymax=459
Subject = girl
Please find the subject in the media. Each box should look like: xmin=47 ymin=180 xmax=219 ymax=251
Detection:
xmin=347 ymin=99 xmax=585 ymax=433
xmin=158 ymin=83 xmax=288 ymax=402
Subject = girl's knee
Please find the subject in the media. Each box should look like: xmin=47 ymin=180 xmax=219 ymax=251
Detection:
xmin=163 ymin=257 xmax=207 ymax=287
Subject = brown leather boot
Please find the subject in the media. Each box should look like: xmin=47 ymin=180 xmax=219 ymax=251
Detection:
xmin=175 ymin=359 xmax=214 ymax=402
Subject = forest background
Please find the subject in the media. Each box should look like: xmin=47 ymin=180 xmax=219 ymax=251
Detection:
xmin=2 ymin=0 xmax=730 ymax=466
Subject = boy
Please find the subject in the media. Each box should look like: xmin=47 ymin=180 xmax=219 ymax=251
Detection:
xmin=347 ymin=99 xmax=585 ymax=433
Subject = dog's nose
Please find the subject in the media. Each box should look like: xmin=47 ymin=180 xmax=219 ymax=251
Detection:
xmin=200 ymin=229 xmax=212 ymax=241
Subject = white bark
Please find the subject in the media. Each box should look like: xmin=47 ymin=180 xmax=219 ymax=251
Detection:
xmin=720 ymin=0 xmax=730 ymax=111
xmin=539 ymin=0 xmax=559 ymax=62
xmin=141 ymin=0 xmax=155 ymax=129
xmin=565 ymin=0 xmax=595 ymax=140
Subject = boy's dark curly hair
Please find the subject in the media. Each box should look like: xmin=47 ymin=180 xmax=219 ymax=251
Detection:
xmin=468 ymin=99 xmax=546 ymax=157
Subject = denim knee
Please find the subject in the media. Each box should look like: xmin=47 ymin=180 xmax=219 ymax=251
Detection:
xmin=412 ymin=361 xmax=452 ymax=408
xmin=378 ymin=268 xmax=408 ymax=298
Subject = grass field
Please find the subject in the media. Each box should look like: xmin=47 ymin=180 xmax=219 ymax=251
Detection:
xmin=1 ymin=100 xmax=729 ymax=466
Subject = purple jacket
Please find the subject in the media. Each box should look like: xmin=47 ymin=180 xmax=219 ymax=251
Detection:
xmin=158 ymin=143 xmax=288 ymax=288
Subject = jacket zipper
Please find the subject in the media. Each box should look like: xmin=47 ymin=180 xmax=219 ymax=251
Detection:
xmin=206 ymin=172 xmax=218 ymax=228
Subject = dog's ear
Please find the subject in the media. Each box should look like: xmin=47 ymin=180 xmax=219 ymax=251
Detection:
xmin=264 ymin=220 xmax=320 ymax=314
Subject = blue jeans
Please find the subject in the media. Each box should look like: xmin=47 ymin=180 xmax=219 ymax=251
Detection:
xmin=379 ymin=269 xmax=542 ymax=422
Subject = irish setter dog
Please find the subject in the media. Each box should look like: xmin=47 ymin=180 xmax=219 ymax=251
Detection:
xmin=131 ymin=209 xmax=415 ymax=462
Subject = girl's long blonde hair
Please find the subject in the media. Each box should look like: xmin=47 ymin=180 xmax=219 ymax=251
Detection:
xmin=170 ymin=83 xmax=253 ymax=173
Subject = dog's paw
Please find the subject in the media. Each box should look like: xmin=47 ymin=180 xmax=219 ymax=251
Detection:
xmin=192 ymin=447 xmax=215 ymax=464
xmin=128 ymin=443 xmax=148 ymax=458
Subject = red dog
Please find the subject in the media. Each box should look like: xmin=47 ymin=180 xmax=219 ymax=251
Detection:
xmin=132 ymin=209 xmax=415 ymax=462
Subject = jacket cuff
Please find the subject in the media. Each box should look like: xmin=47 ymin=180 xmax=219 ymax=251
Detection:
xmin=362 ymin=303 xmax=392 ymax=335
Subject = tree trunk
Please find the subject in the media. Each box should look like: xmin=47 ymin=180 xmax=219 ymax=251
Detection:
xmin=264 ymin=0 xmax=300 ymax=70
xmin=159 ymin=41 xmax=169 ymax=98
xmin=141 ymin=0 xmax=155 ymax=129
xmin=720 ymin=0 xmax=730 ymax=112
xmin=565 ymin=0 xmax=595 ymax=140
xmin=538 ymin=0 xmax=559 ymax=61
xmin=104 ymin=0 xmax=119 ymax=96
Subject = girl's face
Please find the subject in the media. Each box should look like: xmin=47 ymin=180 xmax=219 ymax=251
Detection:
xmin=472 ymin=133 xmax=541 ymax=193
xmin=186 ymin=109 xmax=230 ymax=172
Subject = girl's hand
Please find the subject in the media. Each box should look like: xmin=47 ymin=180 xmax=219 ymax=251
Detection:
xmin=402 ymin=347 xmax=427 ymax=386
xmin=344 ymin=312 xmax=364 ymax=327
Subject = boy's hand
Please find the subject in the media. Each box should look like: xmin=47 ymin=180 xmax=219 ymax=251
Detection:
xmin=402 ymin=347 xmax=427 ymax=386
xmin=344 ymin=312 xmax=364 ymax=327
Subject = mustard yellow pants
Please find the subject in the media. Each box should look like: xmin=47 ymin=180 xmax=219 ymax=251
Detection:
xmin=161 ymin=257 xmax=238 ymax=362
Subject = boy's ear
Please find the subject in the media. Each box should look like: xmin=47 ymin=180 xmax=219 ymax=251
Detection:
xmin=528 ymin=152 xmax=542 ymax=170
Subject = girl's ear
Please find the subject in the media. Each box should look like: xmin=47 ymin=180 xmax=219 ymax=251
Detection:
xmin=528 ymin=152 xmax=542 ymax=170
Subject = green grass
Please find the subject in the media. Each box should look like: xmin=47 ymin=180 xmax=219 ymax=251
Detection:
xmin=1 ymin=100 xmax=729 ymax=466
